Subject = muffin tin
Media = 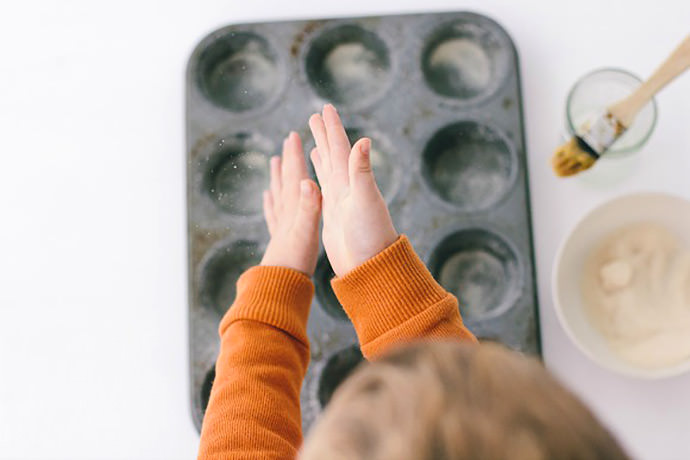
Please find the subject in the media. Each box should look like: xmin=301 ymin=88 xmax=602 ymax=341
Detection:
xmin=186 ymin=11 xmax=540 ymax=433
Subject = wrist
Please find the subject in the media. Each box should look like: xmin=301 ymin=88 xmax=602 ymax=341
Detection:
xmin=261 ymin=240 xmax=316 ymax=277
xmin=347 ymin=231 xmax=399 ymax=275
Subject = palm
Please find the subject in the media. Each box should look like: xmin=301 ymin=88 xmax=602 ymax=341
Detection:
xmin=309 ymin=105 xmax=397 ymax=277
xmin=322 ymin=191 xmax=355 ymax=276
xmin=260 ymin=132 xmax=321 ymax=275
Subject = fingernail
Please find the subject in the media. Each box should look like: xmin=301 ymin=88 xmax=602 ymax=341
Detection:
xmin=360 ymin=138 xmax=370 ymax=156
xmin=300 ymin=180 xmax=311 ymax=195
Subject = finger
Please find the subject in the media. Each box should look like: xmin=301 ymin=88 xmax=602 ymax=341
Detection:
xmin=281 ymin=131 xmax=308 ymax=198
xmin=309 ymin=113 xmax=331 ymax=175
xmin=263 ymin=190 xmax=276 ymax=235
xmin=322 ymin=104 xmax=351 ymax=184
xmin=281 ymin=132 xmax=309 ymax=218
xmin=310 ymin=148 xmax=326 ymax=193
xmin=293 ymin=179 xmax=322 ymax=240
xmin=270 ymin=155 xmax=282 ymax=212
xmin=349 ymin=137 xmax=379 ymax=196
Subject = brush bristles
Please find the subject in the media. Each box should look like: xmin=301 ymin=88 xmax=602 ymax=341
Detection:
xmin=551 ymin=137 xmax=597 ymax=177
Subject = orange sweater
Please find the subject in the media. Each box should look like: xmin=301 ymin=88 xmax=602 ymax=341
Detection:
xmin=197 ymin=235 xmax=476 ymax=459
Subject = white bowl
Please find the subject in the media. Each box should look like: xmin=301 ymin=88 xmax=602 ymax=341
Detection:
xmin=552 ymin=192 xmax=690 ymax=379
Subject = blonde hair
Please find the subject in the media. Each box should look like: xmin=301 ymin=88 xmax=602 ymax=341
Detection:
xmin=301 ymin=341 xmax=629 ymax=460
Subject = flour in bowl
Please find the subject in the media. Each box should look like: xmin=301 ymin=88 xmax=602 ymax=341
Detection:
xmin=581 ymin=223 xmax=690 ymax=369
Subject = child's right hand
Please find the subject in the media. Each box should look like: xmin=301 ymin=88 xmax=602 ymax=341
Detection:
xmin=308 ymin=104 xmax=398 ymax=277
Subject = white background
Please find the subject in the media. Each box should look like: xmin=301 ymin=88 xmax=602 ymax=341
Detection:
xmin=1 ymin=0 xmax=689 ymax=459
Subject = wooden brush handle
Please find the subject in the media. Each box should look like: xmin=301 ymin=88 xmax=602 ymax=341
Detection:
xmin=609 ymin=34 xmax=690 ymax=128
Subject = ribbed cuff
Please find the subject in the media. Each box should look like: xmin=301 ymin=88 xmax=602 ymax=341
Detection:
xmin=332 ymin=235 xmax=448 ymax=346
xmin=220 ymin=265 xmax=314 ymax=346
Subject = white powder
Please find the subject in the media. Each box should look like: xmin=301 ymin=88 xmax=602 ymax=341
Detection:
xmin=582 ymin=223 xmax=690 ymax=369
xmin=429 ymin=129 xmax=511 ymax=209
xmin=212 ymin=151 xmax=268 ymax=215
xmin=427 ymin=38 xmax=491 ymax=96
xmin=212 ymin=40 xmax=277 ymax=109
xmin=439 ymin=249 xmax=506 ymax=319
xmin=323 ymin=42 xmax=386 ymax=98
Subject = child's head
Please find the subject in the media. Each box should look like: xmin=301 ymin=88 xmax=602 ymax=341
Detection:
xmin=301 ymin=341 xmax=629 ymax=460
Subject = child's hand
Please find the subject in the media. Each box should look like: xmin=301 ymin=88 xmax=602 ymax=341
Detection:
xmin=308 ymin=104 xmax=398 ymax=277
xmin=261 ymin=132 xmax=322 ymax=276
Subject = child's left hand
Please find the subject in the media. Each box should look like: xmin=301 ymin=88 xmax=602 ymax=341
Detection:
xmin=260 ymin=131 xmax=322 ymax=276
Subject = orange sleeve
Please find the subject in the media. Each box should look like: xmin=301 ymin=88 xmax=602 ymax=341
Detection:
xmin=197 ymin=265 xmax=313 ymax=460
xmin=332 ymin=235 xmax=477 ymax=360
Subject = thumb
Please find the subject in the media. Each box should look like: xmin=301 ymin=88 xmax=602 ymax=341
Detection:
xmin=294 ymin=179 xmax=322 ymax=235
xmin=348 ymin=138 xmax=379 ymax=192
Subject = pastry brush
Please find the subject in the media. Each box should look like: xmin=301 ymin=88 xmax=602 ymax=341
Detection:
xmin=552 ymin=34 xmax=690 ymax=177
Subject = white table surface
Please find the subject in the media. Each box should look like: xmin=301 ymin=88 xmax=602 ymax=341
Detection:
xmin=1 ymin=0 xmax=688 ymax=458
